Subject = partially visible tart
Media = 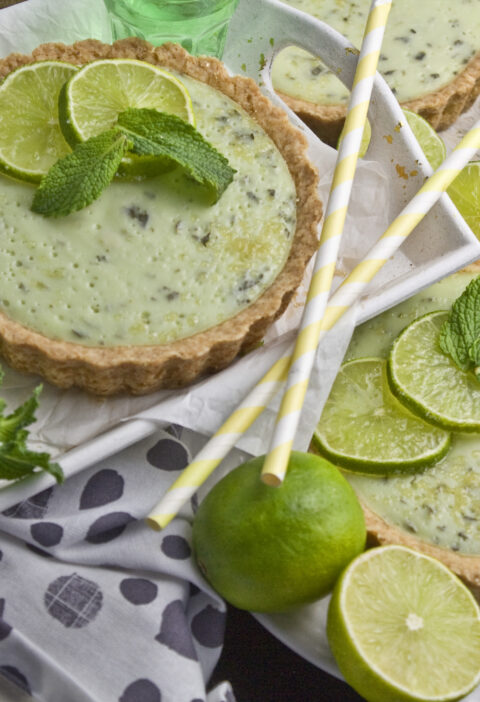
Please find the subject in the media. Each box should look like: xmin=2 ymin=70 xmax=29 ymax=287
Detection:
xmin=312 ymin=266 xmax=480 ymax=598
xmin=0 ymin=39 xmax=321 ymax=395
xmin=272 ymin=0 xmax=480 ymax=145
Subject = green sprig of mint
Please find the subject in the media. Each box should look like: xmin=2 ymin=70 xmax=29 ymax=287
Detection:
xmin=31 ymin=108 xmax=236 ymax=217
xmin=0 ymin=370 xmax=63 ymax=483
xmin=117 ymin=108 xmax=235 ymax=205
xmin=439 ymin=276 xmax=480 ymax=380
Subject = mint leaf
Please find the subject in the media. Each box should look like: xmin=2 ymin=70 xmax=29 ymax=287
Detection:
xmin=31 ymin=129 xmax=131 ymax=217
xmin=0 ymin=374 xmax=63 ymax=483
xmin=439 ymin=276 xmax=480 ymax=376
xmin=117 ymin=108 xmax=236 ymax=203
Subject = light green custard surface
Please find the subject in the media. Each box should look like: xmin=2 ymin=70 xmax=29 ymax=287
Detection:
xmin=342 ymin=271 xmax=480 ymax=555
xmin=0 ymin=74 xmax=296 ymax=347
xmin=272 ymin=0 xmax=480 ymax=105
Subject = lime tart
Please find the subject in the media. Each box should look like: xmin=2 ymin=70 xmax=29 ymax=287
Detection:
xmin=273 ymin=0 xmax=480 ymax=145
xmin=0 ymin=39 xmax=321 ymax=395
xmin=312 ymin=265 xmax=480 ymax=597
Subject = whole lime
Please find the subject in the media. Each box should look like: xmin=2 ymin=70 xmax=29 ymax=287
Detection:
xmin=192 ymin=451 xmax=366 ymax=612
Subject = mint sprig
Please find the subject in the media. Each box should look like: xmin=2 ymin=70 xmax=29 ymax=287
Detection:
xmin=31 ymin=108 xmax=236 ymax=217
xmin=117 ymin=108 xmax=236 ymax=204
xmin=0 ymin=371 xmax=63 ymax=483
xmin=32 ymin=130 xmax=131 ymax=218
xmin=439 ymin=276 xmax=480 ymax=380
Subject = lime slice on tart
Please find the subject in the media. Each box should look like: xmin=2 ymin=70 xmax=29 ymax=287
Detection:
xmin=447 ymin=162 xmax=480 ymax=239
xmin=403 ymin=108 xmax=447 ymax=171
xmin=327 ymin=545 xmax=480 ymax=702
xmin=0 ymin=60 xmax=78 ymax=183
xmin=312 ymin=358 xmax=450 ymax=474
xmin=388 ymin=311 xmax=480 ymax=432
xmin=59 ymin=58 xmax=194 ymax=138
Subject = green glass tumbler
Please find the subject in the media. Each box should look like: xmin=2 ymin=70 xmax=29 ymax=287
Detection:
xmin=103 ymin=0 xmax=239 ymax=58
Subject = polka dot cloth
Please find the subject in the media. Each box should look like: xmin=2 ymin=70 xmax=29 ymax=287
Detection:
xmin=0 ymin=429 xmax=238 ymax=702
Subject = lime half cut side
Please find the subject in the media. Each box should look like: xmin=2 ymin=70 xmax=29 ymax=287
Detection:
xmin=0 ymin=60 xmax=78 ymax=183
xmin=312 ymin=358 xmax=450 ymax=475
xmin=59 ymin=58 xmax=195 ymax=144
xmin=388 ymin=311 xmax=480 ymax=432
xmin=447 ymin=162 xmax=480 ymax=239
xmin=327 ymin=545 xmax=480 ymax=702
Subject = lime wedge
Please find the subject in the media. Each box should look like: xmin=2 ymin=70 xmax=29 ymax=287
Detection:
xmin=388 ymin=311 xmax=480 ymax=432
xmin=327 ymin=545 xmax=480 ymax=702
xmin=447 ymin=162 xmax=480 ymax=239
xmin=0 ymin=60 xmax=77 ymax=183
xmin=312 ymin=358 xmax=450 ymax=474
xmin=403 ymin=108 xmax=446 ymax=171
xmin=59 ymin=58 xmax=195 ymax=144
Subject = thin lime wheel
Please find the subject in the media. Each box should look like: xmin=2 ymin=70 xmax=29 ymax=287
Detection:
xmin=312 ymin=358 xmax=450 ymax=474
xmin=447 ymin=162 xmax=480 ymax=239
xmin=0 ymin=60 xmax=77 ymax=183
xmin=403 ymin=108 xmax=446 ymax=171
xmin=327 ymin=545 xmax=480 ymax=702
xmin=388 ymin=311 xmax=480 ymax=432
xmin=59 ymin=58 xmax=195 ymax=143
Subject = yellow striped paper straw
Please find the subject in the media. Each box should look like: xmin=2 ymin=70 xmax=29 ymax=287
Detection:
xmin=146 ymin=117 xmax=480 ymax=529
xmin=260 ymin=0 xmax=392 ymax=485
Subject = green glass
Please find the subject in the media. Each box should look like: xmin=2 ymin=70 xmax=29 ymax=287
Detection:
xmin=103 ymin=0 xmax=239 ymax=58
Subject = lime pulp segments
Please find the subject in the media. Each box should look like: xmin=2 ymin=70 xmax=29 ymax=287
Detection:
xmin=313 ymin=358 xmax=450 ymax=474
xmin=327 ymin=545 xmax=480 ymax=702
xmin=388 ymin=311 xmax=480 ymax=432
xmin=0 ymin=61 xmax=78 ymax=182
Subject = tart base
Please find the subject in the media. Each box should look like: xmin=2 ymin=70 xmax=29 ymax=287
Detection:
xmin=277 ymin=50 xmax=480 ymax=147
xmin=0 ymin=39 xmax=322 ymax=395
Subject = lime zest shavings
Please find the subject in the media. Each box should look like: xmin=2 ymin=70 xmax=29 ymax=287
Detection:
xmin=31 ymin=108 xmax=236 ymax=217
xmin=439 ymin=275 xmax=480 ymax=380
xmin=117 ymin=108 xmax=236 ymax=204
xmin=0 ymin=370 xmax=63 ymax=483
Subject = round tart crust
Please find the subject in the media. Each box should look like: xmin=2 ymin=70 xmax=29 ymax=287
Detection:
xmin=277 ymin=49 xmax=480 ymax=146
xmin=0 ymin=39 xmax=322 ymax=395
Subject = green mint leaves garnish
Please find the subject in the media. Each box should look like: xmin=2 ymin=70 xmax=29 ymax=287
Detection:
xmin=32 ymin=130 xmax=130 ymax=218
xmin=31 ymin=108 xmax=236 ymax=217
xmin=0 ymin=370 xmax=63 ymax=483
xmin=439 ymin=276 xmax=480 ymax=380
xmin=117 ymin=108 xmax=236 ymax=205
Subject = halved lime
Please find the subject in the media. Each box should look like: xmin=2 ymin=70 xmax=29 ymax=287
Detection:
xmin=388 ymin=311 xmax=480 ymax=432
xmin=59 ymin=58 xmax=195 ymax=145
xmin=0 ymin=60 xmax=77 ymax=183
xmin=403 ymin=108 xmax=447 ymax=171
xmin=447 ymin=162 xmax=480 ymax=239
xmin=312 ymin=358 xmax=450 ymax=474
xmin=327 ymin=545 xmax=480 ymax=702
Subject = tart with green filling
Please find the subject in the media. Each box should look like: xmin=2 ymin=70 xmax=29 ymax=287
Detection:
xmin=313 ymin=264 xmax=480 ymax=598
xmin=273 ymin=0 xmax=480 ymax=145
xmin=0 ymin=39 xmax=321 ymax=395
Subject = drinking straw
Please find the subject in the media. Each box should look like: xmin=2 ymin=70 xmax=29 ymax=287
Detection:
xmin=146 ymin=118 xmax=480 ymax=530
xmin=261 ymin=0 xmax=392 ymax=485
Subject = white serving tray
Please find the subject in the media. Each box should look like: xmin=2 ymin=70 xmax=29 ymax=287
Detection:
xmin=0 ymin=0 xmax=479 ymax=508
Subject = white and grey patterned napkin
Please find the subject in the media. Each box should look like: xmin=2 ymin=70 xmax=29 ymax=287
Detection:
xmin=0 ymin=426 xmax=236 ymax=702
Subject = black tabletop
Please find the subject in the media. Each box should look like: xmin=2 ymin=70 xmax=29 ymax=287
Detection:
xmin=210 ymin=604 xmax=364 ymax=701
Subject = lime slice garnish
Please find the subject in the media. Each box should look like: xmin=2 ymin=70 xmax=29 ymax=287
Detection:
xmin=0 ymin=60 xmax=78 ymax=183
xmin=388 ymin=311 xmax=480 ymax=432
xmin=313 ymin=358 xmax=450 ymax=474
xmin=403 ymin=108 xmax=447 ymax=171
xmin=447 ymin=162 xmax=480 ymax=239
xmin=59 ymin=58 xmax=195 ymax=144
xmin=337 ymin=119 xmax=371 ymax=158
xmin=327 ymin=545 xmax=480 ymax=702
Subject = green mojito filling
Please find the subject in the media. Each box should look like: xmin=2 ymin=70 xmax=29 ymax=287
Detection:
xmin=0 ymin=72 xmax=296 ymax=347
xmin=340 ymin=271 xmax=480 ymax=556
xmin=273 ymin=0 xmax=480 ymax=105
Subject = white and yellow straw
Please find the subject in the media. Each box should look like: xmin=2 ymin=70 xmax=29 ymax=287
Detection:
xmin=146 ymin=118 xmax=480 ymax=530
xmin=261 ymin=0 xmax=392 ymax=485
